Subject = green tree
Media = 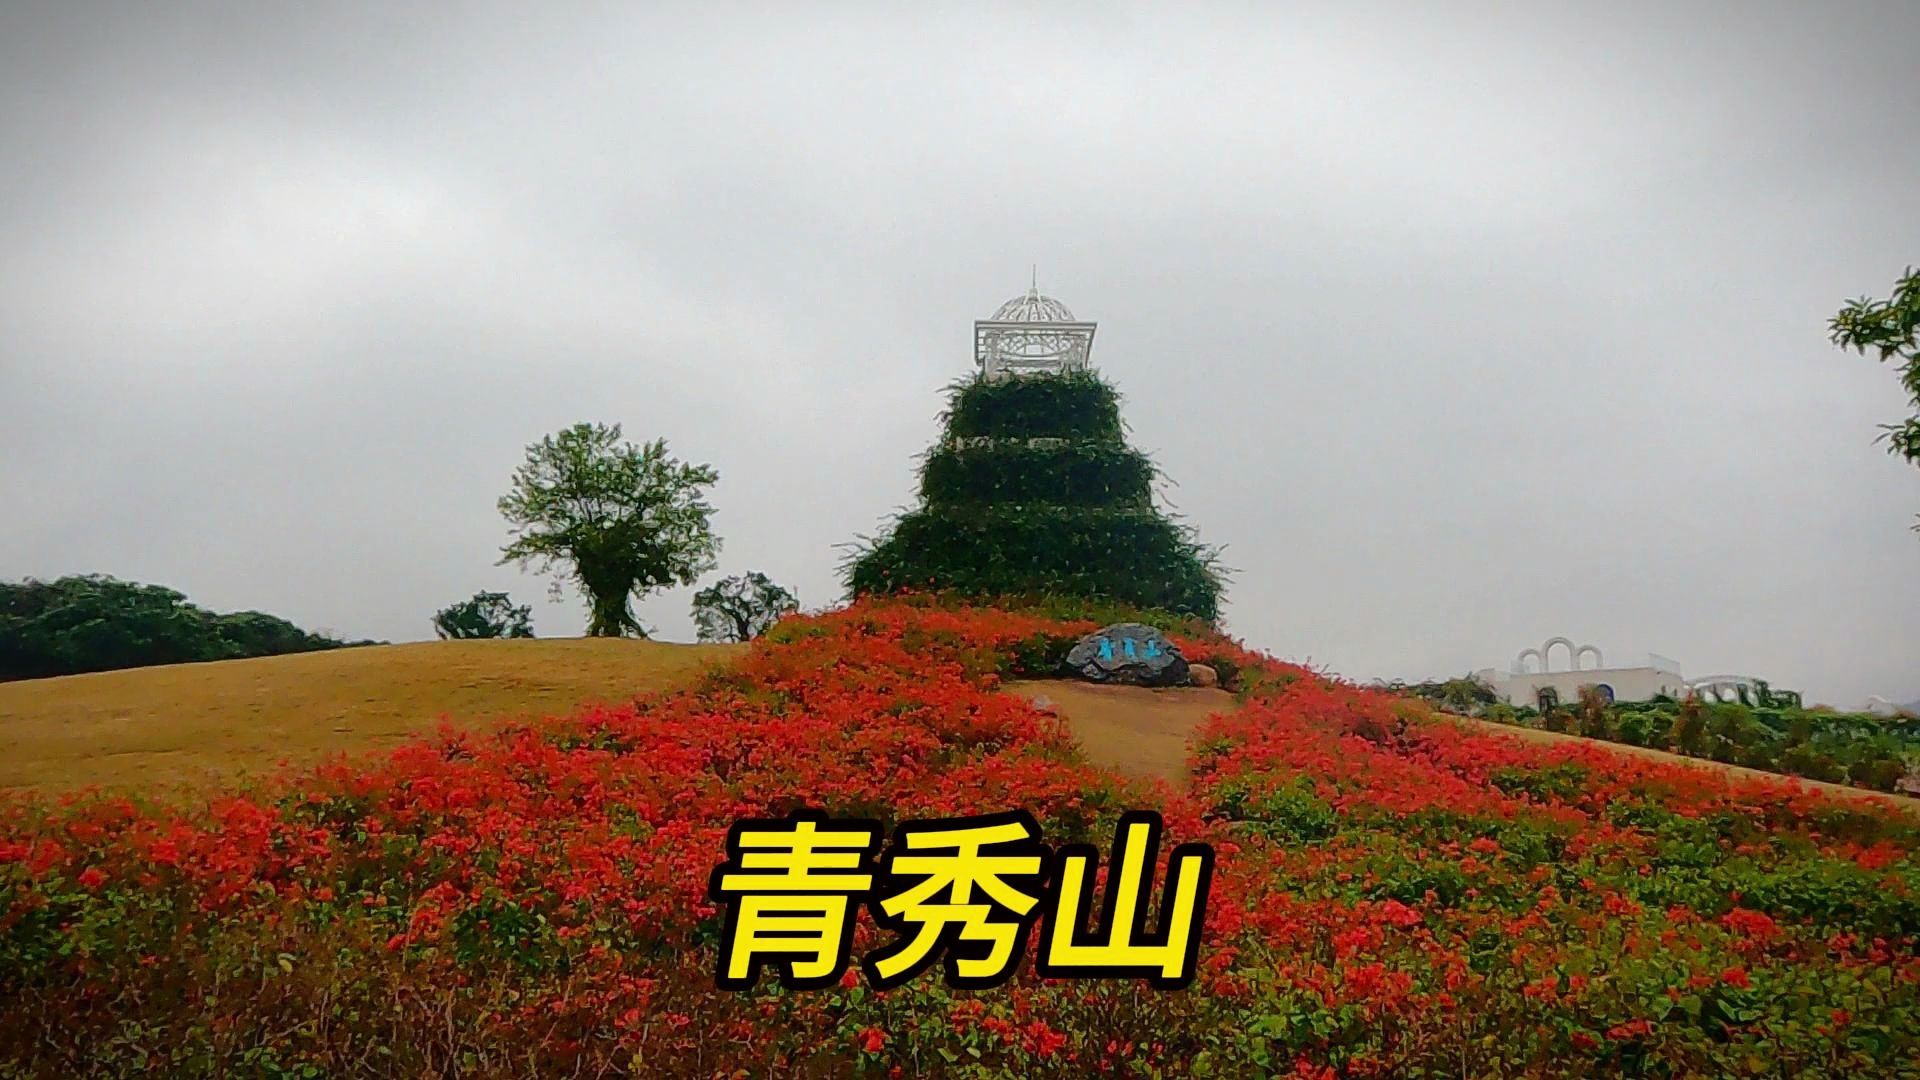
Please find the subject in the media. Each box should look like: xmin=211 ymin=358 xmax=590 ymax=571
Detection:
xmin=432 ymin=591 xmax=534 ymax=640
xmin=498 ymin=424 xmax=720 ymax=638
xmin=691 ymin=572 xmax=798 ymax=643
xmin=1831 ymin=266 xmax=1920 ymax=528
xmin=0 ymin=575 xmax=364 ymax=680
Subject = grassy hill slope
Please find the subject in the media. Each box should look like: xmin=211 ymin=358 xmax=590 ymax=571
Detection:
xmin=0 ymin=638 xmax=740 ymax=794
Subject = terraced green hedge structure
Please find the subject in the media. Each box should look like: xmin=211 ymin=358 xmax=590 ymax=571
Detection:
xmin=846 ymin=370 xmax=1224 ymax=620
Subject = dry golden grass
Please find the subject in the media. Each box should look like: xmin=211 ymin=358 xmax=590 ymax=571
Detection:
xmin=0 ymin=638 xmax=742 ymax=796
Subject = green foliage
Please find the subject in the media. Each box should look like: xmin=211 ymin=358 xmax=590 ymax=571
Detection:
xmin=0 ymin=575 xmax=370 ymax=681
xmin=1462 ymin=686 xmax=1920 ymax=796
xmin=1491 ymin=763 xmax=1591 ymax=803
xmin=1672 ymin=698 xmax=1708 ymax=756
xmin=1248 ymin=779 xmax=1339 ymax=841
xmin=1832 ymin=265 xmax=1920 ymax=528
xmin=921 ymin=442 xmax=1153 ymax=508
xmin=431 ymin=591 xmax=534 ymax=640
xmin=498 ymin=423 xmax=720 ymax=638
xmin=691 ymin=572 xmax=798 ymax=643
xmin=940 ymin=371 xmax=1122 ymax=441
xmin=847 ymin=371 xmax=1225 ymax=621
xmin=1577 ymin=685 xmax=1613 ymax=740
xmin=1614 ymin=709 xmax=1664 ymax=748
xmin=846 ymin=505 xmax=1224 ymax=621
xmin=1386 ymin=674 xmax=1497 ymax=716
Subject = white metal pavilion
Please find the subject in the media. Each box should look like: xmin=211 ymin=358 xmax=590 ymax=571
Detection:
xmin=973 ymin=277 xmax=1097 ymax=379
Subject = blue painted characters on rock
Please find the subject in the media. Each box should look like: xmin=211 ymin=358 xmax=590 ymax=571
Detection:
xmin=1067 ymin=623 xmax=1189 ymax=687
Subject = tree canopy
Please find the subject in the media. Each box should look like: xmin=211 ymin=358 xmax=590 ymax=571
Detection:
xmin=0 ymin=575 xmax=369 ymax=681
xmin=1832 ymin=266 xmax=1920 ymax=528
xmin=432 ymin=591 xmax=534 ymax=640
xmin=692 ymin=572 xmax=798 ymax=643
xmin=498 ymin=423 xmax=720 ymax=637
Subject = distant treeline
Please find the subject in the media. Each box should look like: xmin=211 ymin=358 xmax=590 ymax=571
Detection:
xmin=0 ymin=575 xmax=378 ymax=681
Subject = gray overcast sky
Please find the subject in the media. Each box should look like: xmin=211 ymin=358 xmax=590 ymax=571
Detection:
xmin=3 ymin=2 xmax=1917 ymax=706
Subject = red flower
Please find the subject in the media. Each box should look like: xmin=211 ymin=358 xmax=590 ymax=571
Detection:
xmin=5 ymin=596 xmax=1920 ymax=1074
xmin=1606 ymin=1019 xmax=1654 ymax=1041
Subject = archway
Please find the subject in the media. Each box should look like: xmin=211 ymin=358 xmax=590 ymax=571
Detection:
xmin=1541 ymin=637 xmax=1577 ymax=673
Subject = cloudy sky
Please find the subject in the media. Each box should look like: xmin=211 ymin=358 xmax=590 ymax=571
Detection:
xmin=4 ymin=2 xmax=1917 ymax=706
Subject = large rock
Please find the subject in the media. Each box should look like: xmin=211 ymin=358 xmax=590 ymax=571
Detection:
xmin=1064 ymin=623 xmax=1190 ymax=687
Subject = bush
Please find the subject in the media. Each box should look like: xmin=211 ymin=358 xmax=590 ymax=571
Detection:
xmin=1577 ymin=687 xmax=1612 ymax=740
xmin=1850 ymin=755 xmax=1908 ymax=792
xmin=1614 ymin=710 xmax=1655 ymax=747
xmin=921 ymin=442 xmax=1153 ymax=508
xmin=1672 ymin=700 xmax=1708 ymax=756
xmin=941 ymin=371 xmax=1122 ymax=440
xmin=848 ymin=506 xmax=1223 ymax=621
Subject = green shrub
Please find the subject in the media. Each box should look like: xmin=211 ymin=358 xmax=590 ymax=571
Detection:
xmin=1778 ymin=744 xmax=1846 ymax=784
xmin=1577 ymin=687 xmax=1612 ymax=739
xmin=941 ymin=371 xmax=1122 ymax=440
xmin=1615 ymin=711 xmax=1655 ymax=747
xmin=847 ymin=505 xmax=1223 ymax=621
xmin=1849 ymin=755 xmax=1908 ymax=792
xmin=1248 ymin=780 xmax=1339 ymax=842
xmin=1672 ymin=700 xmax=1708 ymax=756
xmin=847 ymin=370 xmax=1225 ymax=621
xmin=1490 ymin=763 xmax=1591 ymax=802
xmin=921 ymin=442 xmax=1152 ymax=508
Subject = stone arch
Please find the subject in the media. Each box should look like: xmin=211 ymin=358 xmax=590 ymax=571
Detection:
xmin=1513 ymin=648 xmax=1543 ymax=674
xmin=1541 ymin=637 xmax=1577 ymax=673
xmin=1575 ymin=644 xmax=1603 ymax=671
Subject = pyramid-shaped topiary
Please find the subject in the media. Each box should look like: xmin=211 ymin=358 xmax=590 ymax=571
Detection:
xmin=845 ymin=370 xmax=1224 ymax=620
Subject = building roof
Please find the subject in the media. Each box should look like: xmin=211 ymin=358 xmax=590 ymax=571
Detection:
xmin=989 ymin=287 xmax=1078 ymax=323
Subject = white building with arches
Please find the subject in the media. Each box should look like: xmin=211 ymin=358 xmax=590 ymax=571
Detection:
xmin=1474 ymin=637 xmax=1688 ymax=709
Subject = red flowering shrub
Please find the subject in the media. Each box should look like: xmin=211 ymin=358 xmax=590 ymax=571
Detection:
xmin=1 ymin=598 xmax=1916 ymax=1076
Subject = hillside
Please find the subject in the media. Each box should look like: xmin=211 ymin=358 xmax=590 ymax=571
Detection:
xmin=5 ymin=601 xmax=1918 ymax=1076
xmin=0 ymin=638 xmax=740 ymax=794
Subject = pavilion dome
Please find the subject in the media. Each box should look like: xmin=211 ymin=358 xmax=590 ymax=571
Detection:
xmin=990 ymin=288 xmax=1077 ymax=323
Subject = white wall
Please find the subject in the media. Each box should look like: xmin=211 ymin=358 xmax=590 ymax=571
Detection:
xmin=1479 ymin=667 xmax=1685 ymax=707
